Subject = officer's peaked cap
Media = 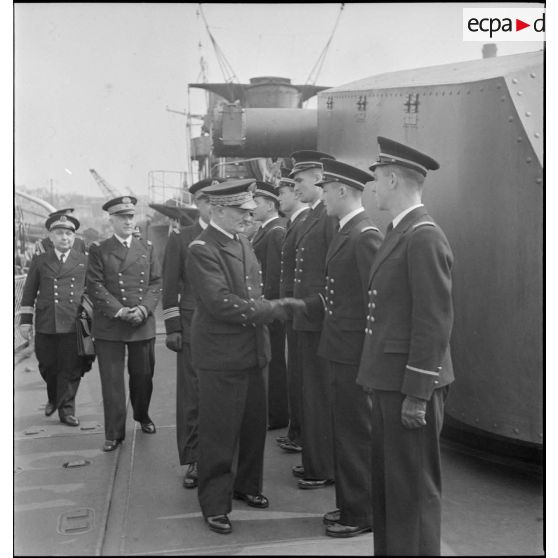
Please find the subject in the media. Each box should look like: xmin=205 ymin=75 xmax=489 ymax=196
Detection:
xmin=278 ymin=167 xmax=295 ymax=188
xmin=316 ymin=159 xmax=375 ymax=191
xmin=203 ymin=179 xmax=258 ymax=210
xmin=189 ymin=177 xmax=226 ymax=195
xmin=102 ymin=196 xmax=138 ymax=215
xmin=45 ymin=213 xmax=80 ymax=232
xmin=369 ymin=136 xmax=440 ymax=176
xmin=48 ymin=207 xmax=75 ymax=218
xmin=254 ymin=181 xmax=279 ymax=201
xmin=289 ymin=150 xmax=335 ymax=177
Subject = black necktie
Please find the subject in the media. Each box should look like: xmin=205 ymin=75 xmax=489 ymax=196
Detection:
xmin=122 ymin=240 xmax=128 ymax=249
xmin=59 ymin=253 xmax=65 ymax=265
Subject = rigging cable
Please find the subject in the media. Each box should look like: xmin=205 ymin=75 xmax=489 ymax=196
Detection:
xmin=198 ymin=3 xmax=240 ymax=85
xmin=305 ymin=3 xmax=344 ymax=85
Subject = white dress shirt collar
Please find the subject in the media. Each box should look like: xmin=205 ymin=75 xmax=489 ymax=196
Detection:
xmin=338 ymin=207 xmax=365 ymax=231
xmin=260 ymin=215 xmax=279 ymax=230
xmin=210 ymin=220 xmax=235 ymax=240
xmin=392 ymin=204 xmax=424 ymax=229
xmin=290 ymin=206 xmax=308 ymax=222
xmin=54 ymin=248 xmax=69 ymax=261
xmin=114 ymin=234 xmax=133 ymax=246
xmin=311 ymin=199 xmax=322 ymax=210
xmin=199 ymin=217 xmax=208 ymax=230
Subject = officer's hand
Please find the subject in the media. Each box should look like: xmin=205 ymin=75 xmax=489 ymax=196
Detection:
xmin=117 ymin=307 xmax=133 ymax=321
xmin=401 ymin=395 xmax=427 ymax=429
xmin=19 ymin=324 xmax=32 ymax=340
xmin=281 ymin=297 xmax=307 ymax=314
xmin=166 ymin=332 xmax=182 ymax=352
xmin=269 ymin=300 xmax=290 ymax=321
xmin=127 ymin=307 xmax=144 ymax=326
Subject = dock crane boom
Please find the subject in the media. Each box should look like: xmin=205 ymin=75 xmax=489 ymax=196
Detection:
xmin=89 ymin=169 xmax=122 ymax=198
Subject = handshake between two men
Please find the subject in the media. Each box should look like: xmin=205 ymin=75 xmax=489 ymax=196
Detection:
xmin=165 ymin=297 xmax=307 ymax=353
xmin=266 ymin=297 xmax=307 ymax=322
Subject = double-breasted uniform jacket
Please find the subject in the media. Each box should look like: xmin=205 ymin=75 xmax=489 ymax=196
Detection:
xmin=356 ymin=206 xmax=455 ymax=400
xmin=305 ymin=211 xmax=383 ymax=365
xmin=279 ymin=208 xmax=309 ymax=298
xmin=186 ymin=225 xmax=278 ymax=371
xmin=292 ymin=201 xmax=337 ymax=331
xmin=251 ymin=216 xmax=286 ymax=300
xmin=162 ymin=220 xmax=203 ymax=339
xmin=20 ymin=248 xmax=88 ymax=333
xmin=86 ymin=236 xmax=162 ymax=342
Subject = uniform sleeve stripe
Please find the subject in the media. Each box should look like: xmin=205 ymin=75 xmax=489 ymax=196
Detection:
xmin=19 ymin=306 xmax=35 ymax=314
xmin=163 ymin=308 xmax=180 ymax=320
xmin=406 ymin=365 xmax=439 ymax=376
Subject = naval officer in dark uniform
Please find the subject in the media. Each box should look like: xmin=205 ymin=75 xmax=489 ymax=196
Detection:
xmin=357 ymin=137 xmax=454 ymax=556
xmin=186 ymin=179 xmax=290 ymax=535
xmin=162 ymin=177 xmax=225 ymax=489
xmin=33 ymin=208 xmax=87 ymax=257
xmin=290 ymin=150 xmax=338 ymax=489
xmin=251 ymin=181 xmax=288 ymax=430
xmin=276 ymin=167 xmax=309 ymax=453
xmin=19 ymin=213 xmax=88 ymax=425
xmin=301 ymin=159 xmax=383 ymax=537
xmin=86 ymin=196 xmax=162 ymax=452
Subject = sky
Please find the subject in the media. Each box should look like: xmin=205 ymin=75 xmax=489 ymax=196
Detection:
xmin=14 ymin=2 xmax=543 ymax=197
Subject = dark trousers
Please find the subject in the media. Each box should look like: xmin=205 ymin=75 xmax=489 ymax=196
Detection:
xmin=370 ymin=387 xmax=448 ymax=556
xmin=197 ymin=366 xmax=267 ymax=517
xmin=95 ymin=338 xmax=155 ymax=441
xmin=35 ymin=332 xmax=82 ymax=418
xmin=330 ymin=361 xmax=374 ymax=527
xmin=176 ymin=338 xmax=199 ymax=466
xmin=285 ymin=320 xmax=303 ymax=445
xmin=267 ymin=319 xmax=289 ymax=429
xmin=299 ymin=330 xmax=334 ymax=480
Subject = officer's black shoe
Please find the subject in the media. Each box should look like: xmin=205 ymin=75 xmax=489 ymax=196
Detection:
xmin=140 ymin=421 xmax=156 ymax=434
xmin=103 ymin=439 xmax=123 ymax=452
xmin=292 ymin=464 xmax=305 ymax=478
xmin=205 ymin=514 xmax=232 ymax=534
xmin=323 ymin=509 xmax=341 ymax=526
xmin=233 ymin=491 xmax=269 ymax=508
xmin=183 ymin=462 xmax=198 ymax=489
xmin=278 ymin=439 xmax=303 ymax=453
xmin=60 ymin=415 xmax=80 ymax=427
xmin=325 ymin=523 xmax=372 ymax=538
xmin=276 ymin=435 xmax=289 ymax=445
xmin=44 ymin=402 xmax=56 ymax=417
xmin=298 ymin=478 xmax=334 ymax=490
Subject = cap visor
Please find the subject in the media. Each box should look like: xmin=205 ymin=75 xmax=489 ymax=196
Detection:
xmin=239 ymin=199 xmax=258 ymax=210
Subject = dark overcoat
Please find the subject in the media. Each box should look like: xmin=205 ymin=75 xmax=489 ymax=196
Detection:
xmin=306 ymin=211 xmax=383 ymax=365
xmin=86 ymin=236 xmax=162 ymax=342
xmin=20 ymin=248 xmax=88 ymax=334
xmin=186 ymin=225 xmax=275 ymax=371
xmin=162 ymin=220 xmax=203 ymax=338
xmin=251 ymin=216 xmax=286 ymax=300
xmin=356 ymin=206 xmax=454 ymax=400
xmin=292 ymin=201 xmax=337 ymax=331
xmin=279 ymin=208 xmax=309 ymax=298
